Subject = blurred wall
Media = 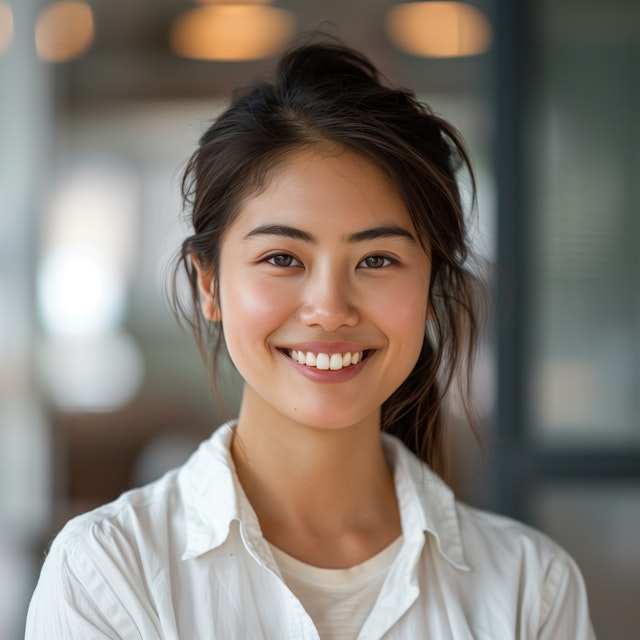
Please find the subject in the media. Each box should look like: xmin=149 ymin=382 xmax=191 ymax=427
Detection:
xmin=1 ymin=1 xmax=639 ymax=638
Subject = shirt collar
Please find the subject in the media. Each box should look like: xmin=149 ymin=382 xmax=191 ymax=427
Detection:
xmin=179 ymin=422 xmax=248 ymax=560
xmin=179 ymin=422 xmax=470 ymax=571
xmin=382 ymin=433 xmax=471 ymax=572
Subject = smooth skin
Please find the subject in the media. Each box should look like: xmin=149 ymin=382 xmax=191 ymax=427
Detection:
xmin=195 ymin=147 xmax=433 ymax=568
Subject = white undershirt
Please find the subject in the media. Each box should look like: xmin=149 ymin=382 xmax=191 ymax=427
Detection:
xmin=269 ymin=536 xmax=403 ymax=640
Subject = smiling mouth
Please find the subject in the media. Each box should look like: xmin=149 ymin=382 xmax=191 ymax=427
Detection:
xmin=284 ymin=349 xmax=370 ymax=371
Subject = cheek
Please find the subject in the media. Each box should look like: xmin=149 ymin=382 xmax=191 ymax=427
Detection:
xmin=380 ymin=275 xmax=430 ymax=321
xmin=382 ymin=277 xmax=430 ymax=351
xmin=219 ymin=275 xmax=293 ymax=345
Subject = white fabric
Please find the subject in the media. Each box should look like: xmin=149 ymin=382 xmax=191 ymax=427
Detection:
xmin=269 ymin=535 xmax=403 ymax=640
xmin=26 ymin=422 xmax=597 ymax=639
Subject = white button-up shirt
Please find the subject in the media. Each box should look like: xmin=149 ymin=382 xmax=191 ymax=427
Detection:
xmin=26 ymin=423 xmax=596 ymax=639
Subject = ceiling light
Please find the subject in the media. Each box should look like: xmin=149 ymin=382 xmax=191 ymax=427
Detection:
xmin=0 ymin=3 xmax=13 ymax=55
xmin=386 ymin=1 xmax=492 ymax=58
xmin=195 ymin=0 xmax=274 ymax=3
xmin=170 ymin=4 xmax=295 ymax=61
xmin=35 ymin=1 xmax=94 ymax=63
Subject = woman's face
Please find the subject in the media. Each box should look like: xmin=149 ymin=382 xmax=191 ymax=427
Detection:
xmin=199 ymin=147 xmax=432 ymax=434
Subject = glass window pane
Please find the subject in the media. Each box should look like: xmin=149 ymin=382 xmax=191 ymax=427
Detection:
xmin=530 ymin=0 xmax=640 ymax=447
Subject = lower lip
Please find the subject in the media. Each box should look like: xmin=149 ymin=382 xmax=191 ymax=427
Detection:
xmin=283 ymin=353 xmax=369 ymax=383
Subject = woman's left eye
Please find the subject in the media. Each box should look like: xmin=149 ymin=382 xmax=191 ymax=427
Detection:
xmin=358 ymin=255 xmax=393 ymax=269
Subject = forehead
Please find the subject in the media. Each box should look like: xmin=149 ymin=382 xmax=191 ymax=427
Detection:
xmin=230 ymin=147 xmax=415 ymax=235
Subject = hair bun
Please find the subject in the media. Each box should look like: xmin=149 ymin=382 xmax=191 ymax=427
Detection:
xmin=277 ymin=42 xmax=380 ymax=90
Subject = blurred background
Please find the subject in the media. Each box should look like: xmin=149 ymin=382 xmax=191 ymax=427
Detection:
xmin=1 ymin=0 xmax=639 ymax=637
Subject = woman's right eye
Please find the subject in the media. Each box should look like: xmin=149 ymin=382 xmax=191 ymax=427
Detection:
xmin=266 ymin=254 xmax=301 ymax=268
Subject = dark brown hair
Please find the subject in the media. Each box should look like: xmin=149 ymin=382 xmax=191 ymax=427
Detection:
xmin=172 ymin=40 xmax=484 ymax=477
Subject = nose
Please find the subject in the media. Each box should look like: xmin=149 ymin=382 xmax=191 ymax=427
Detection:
xmin=298 ymin=266 xmax=359 ymax=331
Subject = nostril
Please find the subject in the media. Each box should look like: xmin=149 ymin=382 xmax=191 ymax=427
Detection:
xmin=298 ymin=299 xmax=360 ymax=330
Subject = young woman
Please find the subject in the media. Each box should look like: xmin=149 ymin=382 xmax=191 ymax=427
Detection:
xmin=26 ymin=42 xmax=596 ymax=639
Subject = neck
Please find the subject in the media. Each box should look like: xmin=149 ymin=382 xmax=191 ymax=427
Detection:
xmin=231 ymin=387 xmax=401 ymax=567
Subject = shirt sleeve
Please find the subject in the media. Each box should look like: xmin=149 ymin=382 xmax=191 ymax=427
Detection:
xmin=26 ymin=538 xmax=120 ymax=639
xmin=25 ymin=522 xmax=161 ymax=640
xmin=538 ymin=551 xmax=597 ymax=640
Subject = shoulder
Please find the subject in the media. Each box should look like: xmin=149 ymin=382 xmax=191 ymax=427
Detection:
xmin=39 ymin=422 xmax=237 ymax=579
xmin=54 ymin=465 xmax=183 ymax=555
xmin=36 ymin=464 xmax=186 ymax=621
xmin=454 ymin=503 xmax=594 ymax=636
xmin=26 ymin=450 xmax=206 ymax=639
xmin=25 ymin=469 xmax=184 ymax=639
xmin=33 ymin=422 xmax=238 ymax=588
xmin=26 ymin=426 xmax=241 ymax=639
xmin=455 ymin=501 xmax=568 ymax=567
xmin=455 ymin=501 xmax=579 ymax=584
xmin=49 ymin=422 xmax=235 ymax=558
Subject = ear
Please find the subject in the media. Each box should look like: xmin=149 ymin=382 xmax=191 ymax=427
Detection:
xmin=190 ymin=254 xmax=221 ymax=322
xmin=426 ymin=302 xmax=435 ymax=322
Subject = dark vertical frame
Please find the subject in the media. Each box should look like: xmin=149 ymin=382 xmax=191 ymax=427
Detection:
xmin=492 ymin=0 xmax=535 ymax=521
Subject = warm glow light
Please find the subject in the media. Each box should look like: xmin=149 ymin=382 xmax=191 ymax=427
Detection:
xmin=0 ymin=3 xmax=13 ymax=55
xmin=195 ymin=0 xmax=273 ymax=3
xmin=35 ymin=1 xmax=94 ymax=63
xmin=170 ymin=5 xmax=295 ymax=61
xmin=386 ymin=1 xmax=492 ymax=58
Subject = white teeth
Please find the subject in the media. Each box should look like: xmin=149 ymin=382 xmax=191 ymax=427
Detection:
xmin=288 ymin=349 xmax=365 ymax=370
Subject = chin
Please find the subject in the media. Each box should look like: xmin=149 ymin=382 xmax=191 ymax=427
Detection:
xmin=291 ymin=409 xmax=378 ymax=434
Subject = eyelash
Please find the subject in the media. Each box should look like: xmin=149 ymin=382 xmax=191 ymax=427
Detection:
xmin=265 ymin=254 xmax=302 ymax=268
xmin=358 ymin=255 xmax=395 ymax=269
xmin=264 ymin=253 xmax=396 ymax=269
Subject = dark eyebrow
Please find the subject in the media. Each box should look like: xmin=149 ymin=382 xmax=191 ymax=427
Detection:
xmin=347 ymin=225 xmax=416 ymax=244
xmin=244 ymin=224 xmax=316 ymax=242
xmin=243 ymin=223 xmax=416 ymax=244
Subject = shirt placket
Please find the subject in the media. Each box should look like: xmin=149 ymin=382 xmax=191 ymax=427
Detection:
xmin=357 ymin=537 xmax=425 ymax=639
xmin=239 ymin=520 xmax=322 ymax=639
